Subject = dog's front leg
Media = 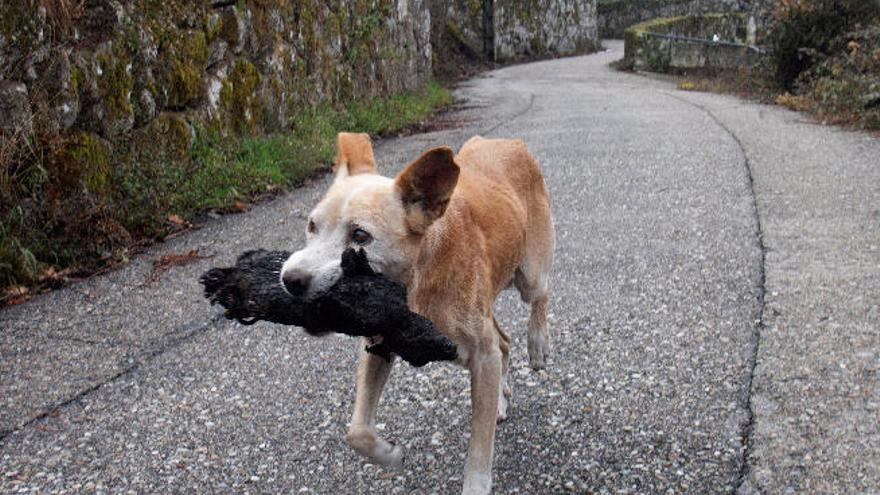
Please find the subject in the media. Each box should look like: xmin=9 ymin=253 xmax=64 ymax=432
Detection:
xmin=346 ymin=343 xmax=402 ymax=467
xmin=463 ymin=348 xmax=503 ymax=495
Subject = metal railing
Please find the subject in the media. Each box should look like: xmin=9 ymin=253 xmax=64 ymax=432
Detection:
xmin=641 ymin=31 xmax=770 ymax=54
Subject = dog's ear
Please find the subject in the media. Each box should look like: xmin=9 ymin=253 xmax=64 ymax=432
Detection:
xmin=334 ymin=132 xmax=376 ymax=177
xmin=394 ymin=147 xmax=460 ymax=234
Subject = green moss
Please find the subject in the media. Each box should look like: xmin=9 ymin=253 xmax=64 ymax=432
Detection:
xmin=225 ymin=58 xmax=262 ymax=132
xmin=165 ymin=30 xmax=208 ymax=109
xmin=219 ymin=10 xmax=241 ymax=46
xmin=530 ymin=36 xmax=547 ymax=56
xmin=97 ymin=51 xmax=134 ymax=120
xmin=148 ymin=113 xmax=194 ymax=159
xmin=0 ymin=3 xmax=42 ymax=61
xmin=206 ymin=13 xmax=223 ymax=44
xmin=183 ymin=30 xmax=209 ymax=63
xmin=646 ymin=47 xmax=670 ymax=72
xmin=168 ymin=62 xmax=203 ymax=108
xmin=66 ymin=132 xmax=112 ymax=195
xmin=219 ymin=80 xmax=234 ymax=107
xmin=69 ymin=64 xmax=81 ymax=95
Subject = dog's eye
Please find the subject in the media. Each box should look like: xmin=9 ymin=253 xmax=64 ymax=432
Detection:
xmin=351 ymin=228 xmax=372 ymax=245
xmin=307 ymin=219 xmax=317 ymax=234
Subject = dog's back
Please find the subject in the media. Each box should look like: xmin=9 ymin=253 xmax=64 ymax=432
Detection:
xmin=409 ymin=136 xmax=554 ymax=367
xmin=457 ymin=136 xmax=550 ymax=207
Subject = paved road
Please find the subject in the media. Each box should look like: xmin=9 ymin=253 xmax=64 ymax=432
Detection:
xmin=2 ymin=41 xmax=878 ymax=494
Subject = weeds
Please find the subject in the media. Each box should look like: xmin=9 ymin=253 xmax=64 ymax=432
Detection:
xmin=770 ymin=0 xmax=878 ymax=89
xmin=0 ymin=207 xmax=40 ymax=287
xmin=803 ymin=25 xmax=880 ymax=127
xmin=32 ymin=0 xmax=84 ymax=34
xmin=0 ymin=80 xmax=452 ymax=296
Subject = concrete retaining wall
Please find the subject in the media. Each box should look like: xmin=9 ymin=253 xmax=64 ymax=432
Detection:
xmin=599 ymin=0 xmax=745 ymax=38
xmin=623 ymin=13 xmax=765 ymax=72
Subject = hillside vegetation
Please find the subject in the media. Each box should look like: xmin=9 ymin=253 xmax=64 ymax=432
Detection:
xmin=769 ymin=0 xmax=880 ymax=128
xmin=666 ymin=0 xmax=880 ymax=131
xmin=0 ymin=0 xmax=452 ymax=300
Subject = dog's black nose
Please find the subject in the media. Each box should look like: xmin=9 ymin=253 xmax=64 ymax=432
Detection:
xmin=282 ymin=268 xmax=312 ymax=296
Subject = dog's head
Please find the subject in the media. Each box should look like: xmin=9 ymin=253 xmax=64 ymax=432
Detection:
xmin=280 ymin=132 xmax=459 ymax=297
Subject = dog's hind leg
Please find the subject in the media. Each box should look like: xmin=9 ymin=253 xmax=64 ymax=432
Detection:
xmin=514 ymin=229 xmax=553 ymax=371
xmin=492 ymin=315 xmax=511 ymax=423
xmin=514 ymin=185 xmax=554 ymax=370
xmin=346 ymin=344 xmax=402 ymax=468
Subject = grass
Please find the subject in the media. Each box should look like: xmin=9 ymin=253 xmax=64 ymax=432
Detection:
xmin=671 ymin=64 xmax=780 ymax=103
xmin=0 ymin=80 xmax=452 ymax=298
xmin=169 ymin=79 xmax=453 ymax=214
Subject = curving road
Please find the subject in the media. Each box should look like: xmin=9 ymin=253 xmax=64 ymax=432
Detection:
xmin=2 ymin=41 xmax=878 ymax=493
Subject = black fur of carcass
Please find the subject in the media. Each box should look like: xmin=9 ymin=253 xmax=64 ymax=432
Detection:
xmin=199 ymin=248 xmax=457 ymax=367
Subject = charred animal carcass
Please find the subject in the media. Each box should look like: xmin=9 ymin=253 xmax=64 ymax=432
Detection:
xmin=200 ymin=248 xmax=457 ymax=367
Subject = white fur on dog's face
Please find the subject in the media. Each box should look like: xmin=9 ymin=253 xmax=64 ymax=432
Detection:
xmin=280 ymin=173 xmax=411 ymax=296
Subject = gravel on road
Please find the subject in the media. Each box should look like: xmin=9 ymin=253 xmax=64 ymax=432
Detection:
xmin=1 ymin=41 xmax=877 ymax=494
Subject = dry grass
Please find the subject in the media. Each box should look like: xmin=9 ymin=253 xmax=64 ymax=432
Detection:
xmin=34 ymin=0 xmax=83 ymax=20
xmin=31 ymin=0 xmax=84 ymax=32
xmin=775 ymin=92 xmax=814 ymax=112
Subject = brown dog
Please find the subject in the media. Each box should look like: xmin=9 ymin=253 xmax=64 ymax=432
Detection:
xmin=281 ymin=132 xmax=555 ymax=494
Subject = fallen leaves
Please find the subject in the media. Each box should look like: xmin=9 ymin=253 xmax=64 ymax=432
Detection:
xmin=1 ymin=285 xmax=29 ymax=306
xmin=168 ymin=214 xmax=186 ymax=226
xmin=145 ymin=249 xmax=213 ymax=284
xmin=1 ymin=267 xmax=73 ymax=306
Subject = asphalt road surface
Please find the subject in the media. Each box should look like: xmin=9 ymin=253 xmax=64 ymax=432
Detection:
xmin=2 ymin=41 xmax=878 ymax=494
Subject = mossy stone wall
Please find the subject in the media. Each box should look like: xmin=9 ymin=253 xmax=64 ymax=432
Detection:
xmin=0 ymin=0 xmax=432 ymax=284
xmin=430 ymin=0 xmax=485 ymax=64
xmin=494 ymin=0 xmax=600 ymax=61
xmin=432 ymin=0 xmax=600 ymax=65
xmin=599 ymin=0 xmax=746 ymax=39
xmin=0 ymin=0 xmax=432 ymax=146
xmin=623 ymin=13 xmax=766 ymax=72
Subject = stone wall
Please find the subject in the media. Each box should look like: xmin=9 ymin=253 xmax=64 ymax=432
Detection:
xmin=748 ymin=0 xmax=777 ymax=31
xmin=623 ymin=13 xmax=766 ymax=72
xmin=0 ymin=0 xmax=432 ymax=144
xmin=495 ymin=0 xmax=599 ymax=61
xmin=599 ymin=0 xmax=747 ymax=38
xmin=430 ymin=0 xmax=485 ymax=73
xmin=432 ymin=0 xmax=599 ymax=65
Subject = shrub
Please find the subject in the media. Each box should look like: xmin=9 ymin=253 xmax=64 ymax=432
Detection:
xmin=770 ymin=0 xmax=880 ymax=89
xmin=805 ymin=25 xmax=880 ymax=128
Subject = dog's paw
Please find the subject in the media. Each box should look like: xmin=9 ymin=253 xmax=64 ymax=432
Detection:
xmin=527 ymin=337 xmax=549 ymax=370
xmin=346 ymin=428 xmax=404 ymax=469
xmin=374 ymin=441 xmax=405 ymax=469
xmin=496 ymin=394 xmax=509 ymax=424
xmin=462 ymin=472 xmax=492 ymax=495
